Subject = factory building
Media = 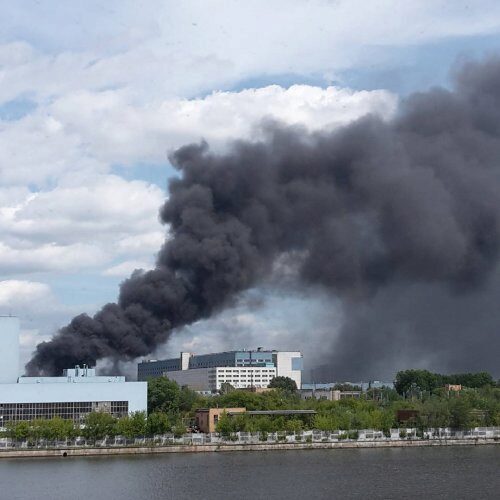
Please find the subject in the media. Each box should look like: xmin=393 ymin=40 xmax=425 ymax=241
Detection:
xmin=0 ymin=316 xmax=147 ymax=427
xmin=138 ymin=349 xmax=303 ymax=391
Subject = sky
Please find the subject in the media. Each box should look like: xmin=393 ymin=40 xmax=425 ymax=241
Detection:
xmin=2 ymin=0 xmax=500 ymax=378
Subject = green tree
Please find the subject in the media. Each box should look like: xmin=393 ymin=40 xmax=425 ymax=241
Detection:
xmin=172 ymin=422 xmax=186 ymax=438
xmin=146 ymin=412 xmax=170 ymax=436
xmin=219 ymin=382 xmax=236 ymax=394
xmin=215 ymin=412 xmax=234 ymax=437
xmin=147 ymin=377 xmax=181 ymax=414
xmin=129 ymin=411 xmax=147 ymax=437
xmin=179 ymin=385 xmax=200 ymax=411
xmin=268 ymin=376 xmax=298 ymax=392
xmin=115 ymin=415 xmax=133 ymax=438
xmin=83 ymin=412 xmax=116 ymax=442
xmin=31 ymin=417 xmax=74 ymax=441
xmin=394 ymin=370 xmax=440 ymax=396
xmin=5 ymin=421 xmax=30 ymax=440
xmin=449 ymin=398 xmax=473 ymax=430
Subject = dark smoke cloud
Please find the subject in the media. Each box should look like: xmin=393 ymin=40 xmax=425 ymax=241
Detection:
xmin=27 ymin=57 xmax=500 ymax=378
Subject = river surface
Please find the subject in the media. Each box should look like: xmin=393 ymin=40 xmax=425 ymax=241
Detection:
xmin=1 ymin=446 xmax=499 ymax=499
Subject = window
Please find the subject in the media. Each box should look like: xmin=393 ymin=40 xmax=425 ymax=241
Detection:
xmin=0 ymin=401 xmax=128 ymax=424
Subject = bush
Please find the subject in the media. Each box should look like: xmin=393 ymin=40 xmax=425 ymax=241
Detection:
xmin=348 ymin=430 xmax=359 ymax=440
xmin=399 ymin=429 xmax=407 ymax=438
xmin=83 ymin=412 xmax=116 ymax=442
xmin=172 ymin=423 xmax=186 ymax=438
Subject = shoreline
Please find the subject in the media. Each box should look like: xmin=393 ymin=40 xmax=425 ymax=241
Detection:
xmin=1 ymin=437 xmax=498 ymax=459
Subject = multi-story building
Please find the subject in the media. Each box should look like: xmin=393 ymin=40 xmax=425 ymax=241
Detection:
xmin=138 ymin=349 xmax=303 ymax=391
xmin=299 ymin=388 xmax=362 ymax=401
xmin=0 ymin=316 xmax=147 ymax=427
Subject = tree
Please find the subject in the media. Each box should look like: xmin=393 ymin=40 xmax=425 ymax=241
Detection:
xmin=32 ymin=417 xmax=74 ymax=441
xmin=147 ymin=377 xmax=181 ymax=414
xmin=129 ymin=411 xmax=147 ymax=437
xmin=115 ymin=415 xmax=133 ymax=438
xmin=179 ymin=385 xmax=200 ymax=411
xmin=449 ymin=398 xmax=473 ymax=430
xmin=219 ymin=382 xmax=236 ymax=394
xmin=5 ymin=421 xmax=30 ymax=441
xmin=146 ymin=412 xmax=170 ymax=436
xmin=395 ymin=369 xmax=496 ymax=396
xmin=83 ymin=412 xmax=116 ymax=442
xmin=394 ymin=370 xmax=440 ymax=396
xmin=215 ymin=412 xmax=234 ymax=437
xmin=269 ymin=376 xmax=297 ymax=392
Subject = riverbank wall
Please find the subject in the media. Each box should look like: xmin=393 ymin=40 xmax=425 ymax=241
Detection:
xmin=1 ymin=437 xmax=499 ymax=459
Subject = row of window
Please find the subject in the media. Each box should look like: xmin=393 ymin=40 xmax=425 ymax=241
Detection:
xmin=0 ymin=401 xmax=128 ymax=424
xmin=216 ymin=369 xmax=275 ymax=373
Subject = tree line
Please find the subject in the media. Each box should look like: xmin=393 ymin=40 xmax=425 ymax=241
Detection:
xmin=2 ymin=371 xmax=499 ymax=441
xmin=394 ymin=369 xmax=497 ymax=395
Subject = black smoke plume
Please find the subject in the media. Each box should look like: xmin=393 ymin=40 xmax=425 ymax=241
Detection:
xmin=27 ymin=58 xmax=500 ymax=378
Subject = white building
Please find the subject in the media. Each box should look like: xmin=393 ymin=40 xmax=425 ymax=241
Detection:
xmin=167 ymin=366 xmax=277 ymax=392
xmin=0 ymin=316 xmax=147 ymax=427
xmin=138 ymin=348 xmax=303 ymax=392
xmin=274 ymin=351 xmax=302 ymax=387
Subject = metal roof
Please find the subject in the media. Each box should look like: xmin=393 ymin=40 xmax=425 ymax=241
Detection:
xmin=235 ymin=410 xmax=317 ymax=416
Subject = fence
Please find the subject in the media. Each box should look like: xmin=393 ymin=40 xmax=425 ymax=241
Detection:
xmin=1 ymin=427 xmax=499 ymax=450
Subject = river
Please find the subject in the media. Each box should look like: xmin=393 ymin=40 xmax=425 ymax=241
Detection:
xmin=1 ymin=446 xmax=499 ymax=499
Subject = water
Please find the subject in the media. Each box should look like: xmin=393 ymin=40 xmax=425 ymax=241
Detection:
xmin=1 ymin=446 xmax=499 ymax=499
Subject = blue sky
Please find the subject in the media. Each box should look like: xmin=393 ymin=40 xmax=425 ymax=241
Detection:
xmin=2 ymin=0 xmax=500 ymax=372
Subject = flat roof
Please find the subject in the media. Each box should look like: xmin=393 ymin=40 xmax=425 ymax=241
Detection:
xmin=236 ymin=410 xmax=317 ymax=416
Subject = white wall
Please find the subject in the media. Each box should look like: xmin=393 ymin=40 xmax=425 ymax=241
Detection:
xmin=276 ymin=351 xmax=303 ymax=389
xmin=215 ymin=367 xmax=276 ymax=390
xmin=0 ymin=381 xmax=147 ymax=413
xmin=0 ymin=316 xmax=20 ymax=384
xmin=180 ymin=352 xmax=191 ymax=370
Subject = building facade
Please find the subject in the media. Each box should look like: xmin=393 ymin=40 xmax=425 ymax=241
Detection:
xmin=195 ymin=407 xmax=246 ymax=433
xmin=0 ymin=317 xmax=147 ymax=427
xmin=138 ymin=349 xmax=303 ymax=390
xmin=166 ymin=366 xmax=277 ymax=392
xmin=299 ymin=389 xmax=362 ymax=401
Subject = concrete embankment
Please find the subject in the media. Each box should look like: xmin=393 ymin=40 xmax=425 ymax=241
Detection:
xmin=0 ymin=438 xmax=499 ymax=459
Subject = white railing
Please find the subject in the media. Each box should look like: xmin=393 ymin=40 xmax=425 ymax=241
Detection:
xmin=1 ymin=427 xmax=499 ymax=449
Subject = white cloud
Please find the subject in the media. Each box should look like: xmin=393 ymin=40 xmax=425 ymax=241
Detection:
xmin=0 ymin=175 xmax=164 ymax=275
xmin=1 ymin=84 xmax=397 ymax=188
xmin=0 ymin=81 xmax=395 ymax=279
xmin=2 ymin=2 xmax=500 ymax=105
xmin=0 ymin=279 xmax=99 ymax=370
xmin=0 ymin=279 xmax=51 ymax=306
xmin=103 ymin=260 xmax=153 ymax=277
xmin=49 ymin=84 xmax=397 ymax=166
xmin=0 ymin=241 xmax=107 ymax=275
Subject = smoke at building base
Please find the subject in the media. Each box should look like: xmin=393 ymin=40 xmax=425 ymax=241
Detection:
xmin=27 ymin=57 xmax=500 ymax=377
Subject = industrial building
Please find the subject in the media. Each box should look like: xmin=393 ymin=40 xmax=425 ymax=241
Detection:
xmin=299 ymin=388 xmax=362 ymax=401
xmin=138 ymin=349 xmax=303 ymax=391
xmin=194 ymin=408 xmax=317 ymax=433
xmin=0 ymin=316 xmax=147 ymax=427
